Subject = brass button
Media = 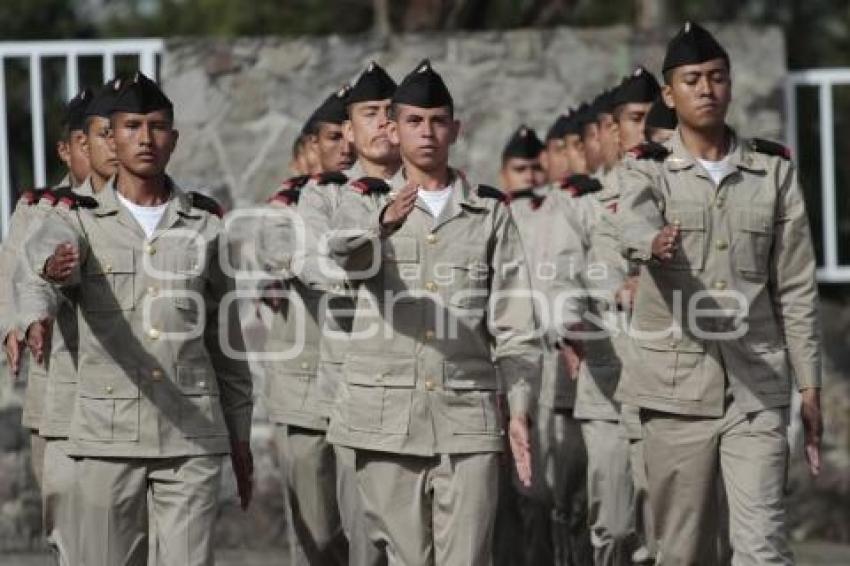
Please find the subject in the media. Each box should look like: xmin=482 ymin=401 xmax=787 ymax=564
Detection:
xmin=715 ymin=198 xmax=725 ymax=208
xmin=104 ymin=264 xmax=113 ymax=274
xmin=671 ymin=218 xmax=681 ymax=227
xmin=714 ymin=280 xmax=727 ymax=291
xmin=424 ymin=281 xmax=437 ymax=292
xmin=147 ymin=328 xmax=161 ymax=340
xmin=198 ymin=381 xmax=207 ymax=389
xmin=715 ymin=240 xmax=728 ymax=251
xmin=300 ymin=362 xmax=310 ymax=370
xmin=424 ymin=378 xmax=436 ymax=391
xmin=668 ymin=341 xmax=677 ymax=349
xmin=426 ymin=233 xmax=438 ymax=244
xmin=148 ymin=286 xmax=158 ymax=296
xmin=333 ymin=284 xmax=342 ymax=291
xmin=151 ymin=369 xmax=163 ymax=381
xmin=424 ymin=330 xmax=435 ymax=341
xmin=144 ymin=244 xmax=156 ymax=255
xmin=105 ymin=386 xmax=114 ymax=394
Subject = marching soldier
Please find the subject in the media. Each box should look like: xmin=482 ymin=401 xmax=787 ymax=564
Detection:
xmin=256 ymin=87 xmax=352 ymax=566
xmin=495 ymin=125 xmax=589 ymax=566
xmin=19 ymin=73 xmax=254 ymax=566
xmin=326 ymin=60 xmax=541 ymax=566
xmin=617 ymin=22 xmax=822 ymax=565
xmin=1 ymin=88 xmax=92 ymax=494
xmin=297 ymin=60 xmax=401 ymax=566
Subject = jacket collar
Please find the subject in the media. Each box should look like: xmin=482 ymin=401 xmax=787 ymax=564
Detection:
xmin=93 ymin=175 xmax=192 ymax=241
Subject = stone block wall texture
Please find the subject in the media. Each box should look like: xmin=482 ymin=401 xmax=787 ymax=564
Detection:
xmin=162 ymin=24 xmax=786 ymax=204
xmin=4 ymin=25 xmax=849 ymax=552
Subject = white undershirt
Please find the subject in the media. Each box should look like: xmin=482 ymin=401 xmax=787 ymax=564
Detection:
xmin=117 ymin=192 xmax=168 ymax=238
xmin=418 ymin=186 xmax=452 ymax=220
xmin=697 ymin=155 xmax=733 ymax=186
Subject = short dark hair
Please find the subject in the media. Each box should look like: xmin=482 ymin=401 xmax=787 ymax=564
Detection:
xmin=388 ymin=102 xmax=454 ymax=121
xmin=663 ymin=57 xmax=731 ymax=85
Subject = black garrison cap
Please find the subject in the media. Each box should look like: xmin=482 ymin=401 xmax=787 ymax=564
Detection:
xmin=614 ymin=67 xmax=661 ymax=107
xmin=303 ymin=85 xmax=351 ymax=134
xmin=502 ymin=125 xmax=544 ymax=160
xmin=347 ymin=61 xmax=397 ymax=105
xmin=545 ymin=114 xmax=570 ymax=142
xmin=85 ymin=77 xmax=123 ymax=118
xmin=662 ymin=21 xmax=730 ymax=74
xmin=65 ymin=88 xmax=93 ymax=131
xmin=392 ymin=59 xmax=453 ymax=110
xmin=110 ymin=72 xmax=173 ymax=115
xmin=645 ymin=98 xmax=678 ymax=131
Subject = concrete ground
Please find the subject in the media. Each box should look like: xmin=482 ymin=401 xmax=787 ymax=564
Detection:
xmin=3 ymin=543 xmax=850 ymax=565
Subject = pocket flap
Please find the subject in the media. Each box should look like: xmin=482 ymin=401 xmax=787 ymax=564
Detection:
xmin=383 ymin=236 xmax=419 ymax=262
xmin=635 ymin=338 xmax=705 ymax=353
xmin=86 ymin=249 xmax=135 ymax=275
xmin=176 ymin=365 xmax=219 ymax=395
xmin=666 ymin=209 xmax=704 ymax=231
xmin=443 ymin=358 xmax=497 ymax=390
xmin=78 ymin=364 xmax=140 ymax=398
xmin=738 ymin=210 xmax=774 ymax=234
xmin=344 ymin=354 xmax=416 ymax=387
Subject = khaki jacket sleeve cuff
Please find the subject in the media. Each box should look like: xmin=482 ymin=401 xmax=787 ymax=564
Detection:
xmin=794 ymin=363 xmax=821 ymax=390
xmin=626 ymin=230 xmax=656 ymax=263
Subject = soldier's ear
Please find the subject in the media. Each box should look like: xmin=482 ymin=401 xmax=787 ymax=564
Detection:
xmin=387 ymin=120 xmax=400 ymax=146
xmin=449 ymin=119 xmax=461 ymax=145
xmin=662 ymin=84 xmax=676 ymax=112
xmin=57 ymin=140 xmax=71 ymax=167
xmin=539 ymin=148 xmax=550 ymax=174
xmin=342 ymin=120 xmax=355 ymax=144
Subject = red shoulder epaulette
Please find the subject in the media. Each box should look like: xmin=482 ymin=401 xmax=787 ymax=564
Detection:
xmin=268 ymin=188 xmax=301 ymax=206
xmin=312 ymin=171 xmax=348 ymax=186
xmin=506 ymin=187 xmax=545 ymax=210
xmin=750 ymin=138 xmax=791 ymax=160
xmin=560 ymin=174 xmax=602 ymax=197
xmin=351 ymin=177 xmax=391 ymax=196
xmin=188 ymin=191 xmax=223 ymax=218
xmin=280 ymin=174 xmax=311 ymax=191
xmin=476 ymin=184 xmax=509 ymax=204
xmin=52 ymin=187 xmax=98 ymax=210
xmin=20 ymin=187 xmax=50 ymax=206
xmin=628 ymin=141 xmax=670 ymax=161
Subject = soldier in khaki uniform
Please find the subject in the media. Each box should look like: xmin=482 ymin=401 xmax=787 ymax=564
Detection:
xmin=295 ymin=61 xmax=401 ymax=566
xmin=256 ymin=88 xmax=353 ymax=566
xmin=326 ymin=60 xmax=541 ymax=566
xmin=575 ymin=70 xmax=661 ymax=566
xmin=19 ymin=73 xmax=254 ymax=566
xmin=493 ymin=125 xmax=588 ymax=566
xmin=616 ymin=22 xmax=822 ymax=566
xmin=31 ymin=82 xmax=122 ymax=566
xmin=2 ymin=88 xmax=93 ymax=494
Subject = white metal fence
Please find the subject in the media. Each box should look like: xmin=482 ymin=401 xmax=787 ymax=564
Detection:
xmin=0 ymin=39 xmax=163 ymax=238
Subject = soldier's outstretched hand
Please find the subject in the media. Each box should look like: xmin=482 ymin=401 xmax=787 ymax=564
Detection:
xmin=25 ymin=318 xmax=52 ymax=366
xmin=800 ymin=388 xmax=823 ymax=477
xmin=45 ymin=242 xmax=79 ymax=282
xmin=509 ymin=415 xmax=532 ymax=488
xmin=3 ymin=329 xmax=24 ymax=379
xmin=651 ymin=224 xmax=679 ymax=262
xmin=381 ymin=182 xmax=418 ymax=228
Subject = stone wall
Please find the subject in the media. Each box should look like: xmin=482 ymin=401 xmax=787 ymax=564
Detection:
xmin=162 ymin=24 xmax=786 ymax=204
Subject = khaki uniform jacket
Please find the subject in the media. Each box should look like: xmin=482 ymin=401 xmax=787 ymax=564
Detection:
xmin=509 ymin=187 xmax=585 ymax=410
xmin=326 ymin=170 xmax=542 ymax=456
xmin=1 ymin=178 xmax=74 ymax=430
xmin=19 ymin=177 xmax=253 ymax=457
xmin=615 ymin=130 xmax=821 ymax=417
xmin=256 ymin=180 xmax=326 ymax=430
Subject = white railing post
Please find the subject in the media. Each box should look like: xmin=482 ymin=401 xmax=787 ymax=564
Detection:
xmin=29 ymin=53 xmax=46 ymax=188
xmin=818 ymin=81 xmax=838 ymax=277
xmin=66 ymin=52 xmax=79 ymax=101
xmin=102 ymin=51 xmax=115 ymax=83
xmin=0 ymin=57 xmax=10 ymax=239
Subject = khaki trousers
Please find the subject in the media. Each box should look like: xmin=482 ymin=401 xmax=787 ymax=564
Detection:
xmin=356 ymin=450 xmax=499 ymax=566
xmin=30 ymin=431 xmax=46 ymax=489
xmin=334 ymin=444 xmax=386 ymax=566
xmin=274 ymin=424 xmax=348 ymax=566
xmin=42 ymin=440 xmax=78 ymax=566
xmin=628 ymin=437 xmax=657 ymax=563
xmin=581 ymin=419 xmax=638 ymax=566
xmin=76 ymin=455 xmax=223 ymax=566
xmin=642 ymin=400 xmax=792 ymax=566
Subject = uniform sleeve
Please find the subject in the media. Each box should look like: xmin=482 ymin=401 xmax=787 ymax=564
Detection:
xmin=328 ymin=188 xmax=385 ymax=277
xmin=617 ymin=159 xmax=667 ymax=263
xmin=488 ymin=207 xmax=544 ymax=417
xmin=588 ymin=208 xmax=629 ymax=294
xmin=17 ymin=205 xmax=86 ymax=332
xmin=205 ymin=228 xmax=254 ymax=443
xmin=255 ymin=202 xmax=299 ymax=284
xmin=0 ymin=204 xmax=31 ymax=341
xmin=769 ymin=162 xmax=821 ymax=390
xmin=546 ymin=202 xmax=588 ymax=344
xmin=297 ymin=184 xmax=348 ymax=287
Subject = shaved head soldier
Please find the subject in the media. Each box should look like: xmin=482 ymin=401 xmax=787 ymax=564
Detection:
xmin=327 ymin=60 xmax=541 ymax=565
xmin=19 ymin=73 xmax=254 ymax=566
xmin=617 ymin=22 xmax=822 ymax=565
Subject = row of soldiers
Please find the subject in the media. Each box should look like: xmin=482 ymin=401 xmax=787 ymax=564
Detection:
xmin=0 ymin=19 xmax=822 ymax=566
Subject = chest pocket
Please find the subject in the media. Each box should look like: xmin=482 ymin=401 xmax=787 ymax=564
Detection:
xmin=733 ymin=209 xmax=774 ymax=277
xmin=446 ymin=248 xmax=490 ymax=310
xmin=381 ymin=235 xmax=420 ymax=300
xmin=664 ymin=208 xmax=706 ymax=271
xmin=81 ymin=249 xmax=136 ymax=312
